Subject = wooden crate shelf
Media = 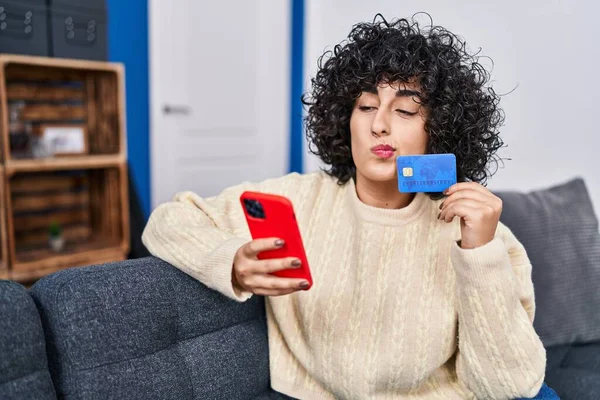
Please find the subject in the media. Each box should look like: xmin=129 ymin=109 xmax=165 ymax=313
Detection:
xmin=16 ymin=240 xmax=123 ymax=271
xmin=0 ymin=55 xmax=130 ymax=284
xmin=0 ymin=54 xmax=126 ymax=163
xmin=5 ymin=154 xmax=125 ymax=175
xmin=9 ymin=247 xmax=126 ymax=284
xmin=0 ymin=166 xmax=8 ymax=278
xmin=5 ymin=165 xmax=129 ymax=281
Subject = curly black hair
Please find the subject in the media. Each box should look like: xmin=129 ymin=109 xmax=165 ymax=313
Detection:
xmin=301 ymin=13 xmax=505 ymax=189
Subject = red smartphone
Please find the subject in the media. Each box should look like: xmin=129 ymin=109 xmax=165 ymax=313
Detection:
xmin=239 ymin=191 xmax=313 ymax=289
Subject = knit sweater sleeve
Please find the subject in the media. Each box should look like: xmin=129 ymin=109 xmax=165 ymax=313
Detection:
xmin=451 ymin=222 xmax=547 ymax=400
xmin=141 ymin=172 xmax=310 ymax=302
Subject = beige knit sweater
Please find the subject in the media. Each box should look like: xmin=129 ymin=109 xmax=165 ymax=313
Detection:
xmin=142 ymin=171 xmax=546 ymax=400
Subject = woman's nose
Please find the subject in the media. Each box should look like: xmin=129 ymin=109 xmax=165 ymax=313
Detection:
xmin=371 ymin=109 xmax=390 ymax=137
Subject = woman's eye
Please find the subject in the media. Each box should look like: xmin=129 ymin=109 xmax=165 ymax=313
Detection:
xmin=358 ymin=106 xmax=376 ymax=112
xmin=395 ymin=109 xmax=417 ymax=116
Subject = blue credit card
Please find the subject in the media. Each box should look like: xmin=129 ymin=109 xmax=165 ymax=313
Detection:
xmin=396 ymin=154 xmax=457 ymax=193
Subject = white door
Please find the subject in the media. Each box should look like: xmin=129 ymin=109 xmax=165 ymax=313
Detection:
xmin=149 ymin=0 xmax=291 ymax=209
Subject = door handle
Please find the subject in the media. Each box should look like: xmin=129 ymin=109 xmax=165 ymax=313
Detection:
xmin=163 ymin=105 xmax=191 ymax=115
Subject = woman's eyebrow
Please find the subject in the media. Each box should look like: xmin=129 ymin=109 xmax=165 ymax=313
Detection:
xmin=396 ymin=89 xmax=421 ymax=98
xmin=362 ymin=87 xmax=421 ymax=98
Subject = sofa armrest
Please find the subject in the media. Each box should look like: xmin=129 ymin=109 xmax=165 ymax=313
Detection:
xmin=29 ymin=257 xmax=270 ymax=400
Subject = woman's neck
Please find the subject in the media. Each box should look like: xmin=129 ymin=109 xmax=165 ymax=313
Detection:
xmin=354 ymin=173 xmax=415 ymax=209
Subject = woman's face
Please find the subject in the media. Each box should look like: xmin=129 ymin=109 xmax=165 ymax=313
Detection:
xmin=349 ymin=81 xmax=428 ymax=183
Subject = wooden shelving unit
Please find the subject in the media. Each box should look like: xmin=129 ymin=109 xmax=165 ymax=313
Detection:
xmin=0 ymin=54 xmax=130 ymax=284
xmin=0 ymin=166 xmax=8 ymax=280
xmin=5 ymin=154 xmax=125 ymax=175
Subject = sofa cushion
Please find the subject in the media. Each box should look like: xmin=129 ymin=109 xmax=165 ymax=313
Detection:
xmin=29 ymin=257 xmax=270 ymax=400
xmin=561 ymin=341 xmax=600 ymax=372
xmin=0 ymin=280 xmax=56 ymax=400
xmin=496 ymin=178 xmax=600 ymax=347
xmin=543 ymin=342 xmax=600 ymax=400
xmin=544 ymin=344 xmax=571 ymax=372
xmin=545 ymin=367 xmax=600 ymax=400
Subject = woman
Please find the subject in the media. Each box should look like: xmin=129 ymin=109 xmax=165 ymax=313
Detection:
xmin=143 ymin=15 xmax=555 ymax=400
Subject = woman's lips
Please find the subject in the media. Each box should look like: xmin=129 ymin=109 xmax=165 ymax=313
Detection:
xmin=371 ymin=145 xmax=396 ymax=159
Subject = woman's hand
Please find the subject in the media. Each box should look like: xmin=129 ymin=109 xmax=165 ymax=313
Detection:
xmin=232 ymin=238 xmax=309 ymax=296
xmin=438 ymin=182 xmax=502 ymax=249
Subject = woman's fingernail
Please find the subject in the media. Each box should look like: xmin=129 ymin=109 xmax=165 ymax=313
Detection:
xmin=274 ymin=239 xmax=285 ymax=247
xmin=437 ymin=212 xmax=441 ymax=220
xmin=439 ymin=202 xmax=444 ymax=210
xmin=299 ymin=281 xmax=309 ymax=289
xmin=291 ymin=259 xmax=302 ymax=267
xmin=443 ymin=188 xmax=449 ymax=195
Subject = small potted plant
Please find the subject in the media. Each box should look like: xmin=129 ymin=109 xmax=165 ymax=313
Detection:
xmin=48 ymin=221 xmax=64 ymax=252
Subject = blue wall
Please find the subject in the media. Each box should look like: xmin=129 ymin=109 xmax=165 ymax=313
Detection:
xmin=289 ymin=0 xmax=305 ymax=173
xmin=106 ymin=0 xmax=150 ymax=218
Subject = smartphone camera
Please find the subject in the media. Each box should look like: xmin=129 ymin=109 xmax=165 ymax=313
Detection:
xmin=243 ymin=199 xmax=265 ymax=219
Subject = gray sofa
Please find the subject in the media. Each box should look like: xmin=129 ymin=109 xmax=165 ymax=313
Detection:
xmin=1 ymin=257 xmax=292 ymax=400
xmin=1 ymin=177 xmax=600 ymax=399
